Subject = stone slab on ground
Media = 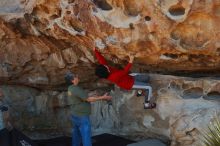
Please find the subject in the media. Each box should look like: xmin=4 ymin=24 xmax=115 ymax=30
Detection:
xmin=127 ymin=139 xmax=167 ymax=146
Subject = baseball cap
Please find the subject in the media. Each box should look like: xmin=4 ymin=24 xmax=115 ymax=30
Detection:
xmin=65 ymin=71 xmax=77 ymax=85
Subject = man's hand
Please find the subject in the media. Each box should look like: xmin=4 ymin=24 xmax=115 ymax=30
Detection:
xmin=101 ymin=93 xmax=112 ymax=100
xmin=93 ymin=48 xmax=96 ymax=51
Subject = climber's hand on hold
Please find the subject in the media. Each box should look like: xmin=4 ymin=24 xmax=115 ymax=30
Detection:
xmin=128 ymin=54 xmax=134 ymax=63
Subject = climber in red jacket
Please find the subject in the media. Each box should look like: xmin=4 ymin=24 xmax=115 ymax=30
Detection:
xmin=93 ymin=48 xmax=155 ymax=109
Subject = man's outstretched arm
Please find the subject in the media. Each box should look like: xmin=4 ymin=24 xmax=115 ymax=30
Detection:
xmin=93 ymin=48 xmax=107 ymax=65
xmin=85 ymin=93 xmax=112 ymax=102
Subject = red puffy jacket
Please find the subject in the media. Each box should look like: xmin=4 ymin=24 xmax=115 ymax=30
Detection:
xmin=94 ymin=49 xmax=134 ymax=90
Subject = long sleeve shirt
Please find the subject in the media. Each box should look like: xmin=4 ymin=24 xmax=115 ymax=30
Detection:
xmin=94 ymin=49 xmax=134 ymax=90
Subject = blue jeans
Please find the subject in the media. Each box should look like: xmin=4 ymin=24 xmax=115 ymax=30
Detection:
xmin=71 ymin=115 xmax=92 ymax=146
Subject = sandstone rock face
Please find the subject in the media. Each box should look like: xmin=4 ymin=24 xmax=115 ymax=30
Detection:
xmin=0 ymin=0 xmax=220 ymax=87
xmin=1 ymin=75 xmax=220 ymax=146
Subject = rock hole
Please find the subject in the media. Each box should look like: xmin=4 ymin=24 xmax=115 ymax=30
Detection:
xmin=66 ymin=11 xmax=71 ymax=15
xmin=145 ymin=16 xmax=151 ymax=21
xmin=73 ymin=27 xmax=84 ymax=32
xmin=204 ymin=91 xmax=220 ymax=100
xmin=185 ymin=128 xmax=198 ymax=136
xmin=169 ymin=81 xmax=181 ymax=90
xmin=93 ymin=0 xmax=113 ymax=11
xmin=181 ymin=87 xmax=203 ymax=99
xmin=71 ymin=25 xmax=84 ymax=32
xmin=70 ymin=21 xmax=84 ymax=32
xmin=49 ymin=9 xmax=61 ymax=18
xmin=50 ymin=14 xmax=60 ymax=20
xmin=58 ymin=9 xmax=62 ymax=17
xmin=163 ymin=53 xmax=178 ymax=59
xmin=129 ymin=23 xmax=135 ymax=30
xmin=169 ymin=5 xmax=185 ymax=16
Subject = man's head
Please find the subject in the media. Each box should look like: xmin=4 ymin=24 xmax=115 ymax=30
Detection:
xmin=65 ymin=72 xmax=79 ymax=86
xmin=95 ymin=64 xmax=110 ymax=78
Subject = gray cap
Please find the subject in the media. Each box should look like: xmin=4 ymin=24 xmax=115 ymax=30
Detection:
xmin=65 ymin=71 xmax=76 ymax=85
